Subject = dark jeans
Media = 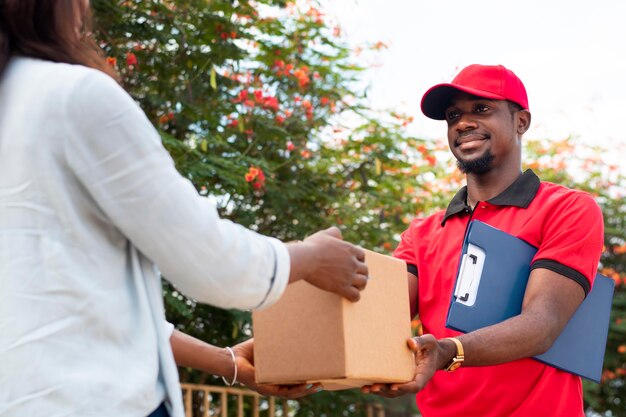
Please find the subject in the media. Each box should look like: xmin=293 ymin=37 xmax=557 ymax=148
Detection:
xmin=147 ymin=403 xmax=169 ymax=417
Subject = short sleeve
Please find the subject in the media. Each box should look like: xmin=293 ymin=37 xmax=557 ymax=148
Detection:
xmin=393 ymin=218 xmax=421 ymax=276
xmin=531 ymin=192 xmax=604 ymax=295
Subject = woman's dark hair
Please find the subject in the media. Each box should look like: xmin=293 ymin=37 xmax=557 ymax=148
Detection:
xmin=0 ymin=0 xmax=116 ymax=78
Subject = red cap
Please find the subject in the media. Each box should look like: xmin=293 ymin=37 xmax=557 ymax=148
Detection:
xmin=420 ymin=64 xmax=529 ymax=120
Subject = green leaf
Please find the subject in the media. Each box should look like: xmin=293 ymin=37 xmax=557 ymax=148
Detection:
xmin=238 ymin=116 xmax=245 ymax=134
xmin=210 ymin=66 xmax=217 ymax=90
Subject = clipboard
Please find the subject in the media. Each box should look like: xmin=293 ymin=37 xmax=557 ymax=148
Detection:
xmin=446 ymin=220 xmax=614 ymax=383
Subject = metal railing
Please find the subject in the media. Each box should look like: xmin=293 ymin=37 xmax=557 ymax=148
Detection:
xmin=180 ymin=383 xmax=385 ymax=417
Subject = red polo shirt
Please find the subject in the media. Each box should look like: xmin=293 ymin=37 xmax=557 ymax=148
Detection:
xmin=394 ymin=170 xmax=604 ymax=417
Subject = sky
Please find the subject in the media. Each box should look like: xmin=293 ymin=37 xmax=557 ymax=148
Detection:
xmin=323 ymin=0 xmax=626 ymax=166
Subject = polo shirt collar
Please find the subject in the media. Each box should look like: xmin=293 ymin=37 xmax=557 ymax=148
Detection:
xmin=442 ymin=169 xmax=540 ymax=225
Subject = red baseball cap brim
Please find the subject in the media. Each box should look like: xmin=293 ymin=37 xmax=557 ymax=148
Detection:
xmin=421 ymin=84 xmax=510 ymax=121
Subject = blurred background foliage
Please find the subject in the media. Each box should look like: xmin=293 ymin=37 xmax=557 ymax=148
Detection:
xmin=92 ymin=1 xmax=625 ymax=416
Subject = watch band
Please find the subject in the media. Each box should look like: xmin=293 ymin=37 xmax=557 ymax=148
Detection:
xmin=443 ymin=337 xmax=465 ymax=372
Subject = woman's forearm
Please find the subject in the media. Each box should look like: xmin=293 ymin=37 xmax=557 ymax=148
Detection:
xmin=170 ymin=329 xmax=236 ymax=380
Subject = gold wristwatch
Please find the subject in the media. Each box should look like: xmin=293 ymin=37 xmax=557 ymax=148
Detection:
xmin=443 ymin=337 xmax=464 ymax=372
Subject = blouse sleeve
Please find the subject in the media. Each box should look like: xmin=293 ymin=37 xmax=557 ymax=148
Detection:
xmin=62 ymin=70 xmax=289 ymax=310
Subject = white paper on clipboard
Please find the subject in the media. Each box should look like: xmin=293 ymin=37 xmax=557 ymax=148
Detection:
xmin=453 ymin=244 xmax=486 ymax=307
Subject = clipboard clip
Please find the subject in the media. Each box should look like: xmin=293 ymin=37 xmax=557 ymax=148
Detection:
xmin=453 ymin=244 xmax=486 ymax=306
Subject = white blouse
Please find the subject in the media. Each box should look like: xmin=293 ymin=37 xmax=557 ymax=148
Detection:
xmin=0 ymin=57 xmax=290 ymax=417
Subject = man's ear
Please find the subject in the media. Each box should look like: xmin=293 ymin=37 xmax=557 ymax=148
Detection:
xmin=516 ymin=110 xmax=531 ymax=134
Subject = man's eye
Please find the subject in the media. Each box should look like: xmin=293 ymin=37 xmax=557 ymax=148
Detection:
xmin=475 ymin=104 xmax=489 ymax=113
xmin=446 ymin=110 xmax=460 ymax=121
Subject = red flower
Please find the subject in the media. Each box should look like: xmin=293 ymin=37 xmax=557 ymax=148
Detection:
xmin=246 ymin=167 xmax=258 ymax=180
xmin=286 ymin=141 xmax=295 ymax=151
xmin=106 ymin=57 xmax=117 ymax=67
xmin=158 ymin=111 xmax=174 ymax=125
xmin=262 ymin=96 xmax=279 ymax=111
xmin=602 ymin=370 xmax=617 ymax=381
xmin=371 ymin=41 xmax=388 ymax=50
xmin=126 ymin=52 xmax=138 ymax=67
xmin=244 ymin=166 xmax=266 ymax=190
xmin=301 ymin=100 xmax=313 ymax=119
xmin=320 ymin=97 xmax=330 ymax=106
xmin=293 ymin=68 xmax=310 ymax=88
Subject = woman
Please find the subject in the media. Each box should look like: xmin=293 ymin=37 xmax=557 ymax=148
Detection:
xmin=0 ymin=1 xmax=368 ymax=416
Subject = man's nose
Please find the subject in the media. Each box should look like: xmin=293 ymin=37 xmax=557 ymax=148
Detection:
xmin=455 ymin=113 xmax=478 ymax=131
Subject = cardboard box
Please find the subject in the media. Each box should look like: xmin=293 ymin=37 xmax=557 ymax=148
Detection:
xmin=253 ymin=249 xmax=415 ymax=390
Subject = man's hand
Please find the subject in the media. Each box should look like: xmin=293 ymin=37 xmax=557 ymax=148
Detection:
xmin=232 ymin=339 xmax=322 ymax=399
xmin=361 ymin=335 xmax=445 ymax=398
xmin=288 ymin=227 xmax=368 ymax=302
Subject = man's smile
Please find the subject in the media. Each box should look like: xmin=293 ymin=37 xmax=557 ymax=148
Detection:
xmin=455 ymin=133 xmax=489 ymax=151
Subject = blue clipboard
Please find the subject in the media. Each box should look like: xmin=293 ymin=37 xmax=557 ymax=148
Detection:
xmin=446 ymin=220 xmax=614 ymax=383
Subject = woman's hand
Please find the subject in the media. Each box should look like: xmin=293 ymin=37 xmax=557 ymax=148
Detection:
xmin=232 ymin=338 xmax=322 ymax=399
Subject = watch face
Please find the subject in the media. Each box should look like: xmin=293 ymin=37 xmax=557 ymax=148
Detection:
xmin=445 ymin=357 xmax=463 ymax=372
xmin=448 ymin=361 xmax=462 ymax=372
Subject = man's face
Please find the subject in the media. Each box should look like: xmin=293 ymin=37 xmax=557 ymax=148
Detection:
xmin=444 ymin=92 xmax=521 ymax=175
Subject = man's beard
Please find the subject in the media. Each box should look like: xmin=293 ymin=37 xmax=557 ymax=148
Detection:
xmin=456 ymin=150 xmax=494 ymax=174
